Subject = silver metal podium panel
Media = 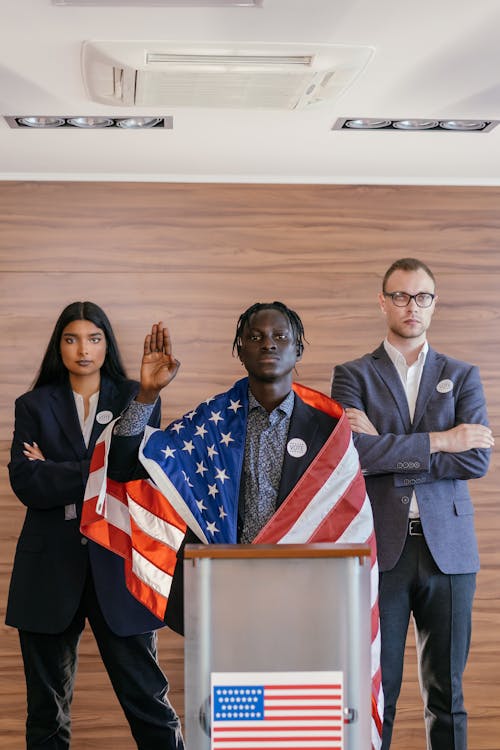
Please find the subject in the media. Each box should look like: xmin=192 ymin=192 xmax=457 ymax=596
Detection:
xmin=184 ymin=544 xmax=371 ymax=749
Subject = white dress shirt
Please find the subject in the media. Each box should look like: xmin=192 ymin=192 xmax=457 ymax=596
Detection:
xmin=72 ymin=390 xmax=99 ymax=448
xmin=384 ymin=338 xmax=428 ymax=518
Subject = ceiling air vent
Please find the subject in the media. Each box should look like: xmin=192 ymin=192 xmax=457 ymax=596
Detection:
xmin=82 ymin=41 xmax=374 ymax=110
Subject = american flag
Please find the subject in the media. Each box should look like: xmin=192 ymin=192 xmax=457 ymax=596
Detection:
xmin=139 ymin=378 xmax=251 ymax=544
xmin=81 ymin=420 xmax=187 ymax=619
xmin=81 ymin=377 xmax=382 ymax=749
xmin=211 ymin=671 xmax=344 ymax=750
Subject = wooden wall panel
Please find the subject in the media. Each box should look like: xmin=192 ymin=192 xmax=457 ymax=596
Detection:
xmin=0 ymin=181 xmax=499 ymax=749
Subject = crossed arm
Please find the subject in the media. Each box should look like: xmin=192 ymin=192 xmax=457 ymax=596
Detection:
xmin=332 ymin=362 xmax=493 ymax=481
xmin=345 ymin=406 xmax=494 ymax=453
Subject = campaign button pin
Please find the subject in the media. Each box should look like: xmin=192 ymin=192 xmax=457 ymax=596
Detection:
xmin=96 ymin=410 xmax=113 ymax=424
xmin=436 ymin=379 xmax=453 ymax=394
xmin=287 ymin=438 xmax=307 ymax=458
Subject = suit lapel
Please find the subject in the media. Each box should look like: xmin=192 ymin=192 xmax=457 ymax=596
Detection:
xmin=277 ymin=395 xmax=320 ymax=504
xmin=49 ymin=382 xmax=87 ymax=458
xmin=371 ymin=344 xmax=412 ymax=430
xmin=412 ymin=347 xmax=446 ymax=428
xmin=49 ymin=378 xmax=130 ymax=459
xmin=88 ymin=377 xmax=125 ymax=453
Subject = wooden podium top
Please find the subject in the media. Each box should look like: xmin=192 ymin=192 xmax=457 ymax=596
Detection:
xmin=184 ymin=543 xmax=371 ymax=560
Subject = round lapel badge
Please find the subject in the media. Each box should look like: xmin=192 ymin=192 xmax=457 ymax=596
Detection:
xmin=287 ymin=437 xmax=307 ymax=458
xmin=96 ymin=410 xmax=113 ymax=424
xmin=436 ymin=379 xmax=453 ymax=394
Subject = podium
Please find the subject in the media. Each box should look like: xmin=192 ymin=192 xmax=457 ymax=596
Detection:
xmin=184 ymin=543 xmax=372 ymax=749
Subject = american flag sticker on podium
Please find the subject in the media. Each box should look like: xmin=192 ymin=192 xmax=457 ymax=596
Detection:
xmin=211 ymin=671 xmax=344 ymax=749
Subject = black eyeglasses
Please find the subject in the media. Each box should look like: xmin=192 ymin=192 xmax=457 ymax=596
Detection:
xmin=383 ymin=291 xmax=435 ymax=308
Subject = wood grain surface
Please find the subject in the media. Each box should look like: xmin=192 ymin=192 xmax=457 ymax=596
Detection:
xmin=0 ymin=181 xmax=499 ymax=748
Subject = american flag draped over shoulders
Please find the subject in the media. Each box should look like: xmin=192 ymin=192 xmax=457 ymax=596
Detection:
xmin=81 ymin=377 xmax=382 ymax=749
xmin=139 ymin=377 xmax=249 ymax=544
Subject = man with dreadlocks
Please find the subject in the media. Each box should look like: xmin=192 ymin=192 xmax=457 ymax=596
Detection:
xmin=83 ymin=301 xmax=383 ymax=748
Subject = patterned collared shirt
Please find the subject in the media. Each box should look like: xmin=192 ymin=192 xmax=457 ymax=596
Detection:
xmin=114 ymin=398 xmax=156 ymax=436
xmin=239 ymin=389 xmax=295 ymax=543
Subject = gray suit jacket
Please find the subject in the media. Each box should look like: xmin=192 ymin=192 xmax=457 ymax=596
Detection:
xmin=331 ymin=344 xmax=490 ymax=574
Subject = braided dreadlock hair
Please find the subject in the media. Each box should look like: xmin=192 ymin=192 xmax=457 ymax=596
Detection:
xmin=232 ymin=301 xmax=306 ymax=357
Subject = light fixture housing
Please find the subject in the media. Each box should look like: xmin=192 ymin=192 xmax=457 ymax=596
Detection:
xmin=115 ymin=117 xmax=163 ymax=128
xmin=439 ymin=119 xmax=488 ymax=131
xmin=332 ymin=117 xmax=498 ymax=132
xmin=53 ymin=0 xmax=262 ymax=6
xmin=17 ymin=117 xmax=66 ymax=128
xmin=393 ymin=119 xmax=439 ymax=130
xmin=66 ymin=116 xmax=115 ymax=128
xmin=344 ymin=119 xmax=391 ymax=129
xmin=4 ymin=116 xmax=173 ymax=129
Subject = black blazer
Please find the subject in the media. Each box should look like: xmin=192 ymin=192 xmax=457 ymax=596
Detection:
xmin=6 ymin=376 xmax=164 ymax=636
xmin=109 ymin=392 xmax=338 ymax=635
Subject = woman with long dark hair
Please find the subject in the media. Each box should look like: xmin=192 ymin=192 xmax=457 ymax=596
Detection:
xmin=6 ymin=301 xmax=184 ymax=750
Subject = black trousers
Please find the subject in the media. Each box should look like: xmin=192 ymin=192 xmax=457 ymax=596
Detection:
xmin=18 ymin=572 xmax=184 ymax=750
xmin=379 ymin=532 xmax=476 ymax=750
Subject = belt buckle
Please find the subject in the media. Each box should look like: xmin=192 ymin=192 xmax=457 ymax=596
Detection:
xmin=409 ymin=519 xmax=423 ymax=536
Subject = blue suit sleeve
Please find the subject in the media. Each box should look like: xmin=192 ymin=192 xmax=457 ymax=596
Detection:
xmin=331 ymin=362 xmax=490 ymax=482
xmin=331 ymin=363 xmax=431 ymax=475
xmin=428 ymin=365 xmax=490 ymax=480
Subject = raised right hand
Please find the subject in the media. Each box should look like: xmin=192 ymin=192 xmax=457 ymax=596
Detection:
xmin=137 ymin=321 xmax=180 ymax=403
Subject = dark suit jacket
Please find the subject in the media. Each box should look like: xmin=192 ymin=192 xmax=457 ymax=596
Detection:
xmin=6 ymin=376 xmax=164 ymax=636
xmin=109 ymin=391 xmax=338 ymax=635
xmin=331 ymin=344 xmax=490 ymax=574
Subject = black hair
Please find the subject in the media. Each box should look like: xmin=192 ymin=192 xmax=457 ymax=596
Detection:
xmin=32 ymin=301 xmax=127 ymax=389
xmin=232 ymin=301 xmax=306 ymax=357
xmin=382 ymin=257 xmax=436 ymax=292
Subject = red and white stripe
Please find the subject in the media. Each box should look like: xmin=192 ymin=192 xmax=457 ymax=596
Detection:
xmin=81 ymin=420 xmax=187 ymax=620
xmin=256 ymin=383 xmax=383 ymax=750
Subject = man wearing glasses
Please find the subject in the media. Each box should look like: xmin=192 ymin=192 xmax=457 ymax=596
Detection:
xmin=331 ymin=257 xmax=493 ymax=750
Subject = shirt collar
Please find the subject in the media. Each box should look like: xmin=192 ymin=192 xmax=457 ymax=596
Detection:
xmin=248 ymin=388 xmax=295 ymax=417
xmin=383 ymin=338 xmax=428 ymax=369
xmin=72 ymin=390 xmax=99 ymax=447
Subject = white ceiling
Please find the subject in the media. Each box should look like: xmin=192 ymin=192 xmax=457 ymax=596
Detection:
xmin=2 ymin=0 xmax=500 ymax=184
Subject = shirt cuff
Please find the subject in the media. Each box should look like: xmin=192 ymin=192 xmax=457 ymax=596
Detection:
xmin=114 ymin=399 xmax=157 ymax=436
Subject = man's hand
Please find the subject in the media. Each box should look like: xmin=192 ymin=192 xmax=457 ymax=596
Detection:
xmin=430 ymin=423 xmax=495 ymax=453
xmin=345 ymin=407 xmax=379 ymax=436
xmin=137 ymin=322 xmax=180 ymax=404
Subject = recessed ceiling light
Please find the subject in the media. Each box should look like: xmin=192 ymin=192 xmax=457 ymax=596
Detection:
xmin=5 ymin=116 xmax=173 ymax=130
xmin=393 ymin=119 xmax=439 ymax=130
xmin=344 ymin=118 xmax=391 ymax=129
xmin=67 ymin=116 xmax=114 ymax=128
xmin=18 ymin=116 xmax=66 ymax=128
xmin=115 ymin=117 xmax=163 ymax=128
xmin=439 ymin=120 xmax=487 ymax=131
xmin=332 ymin=117 xmax=499 ymax=132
